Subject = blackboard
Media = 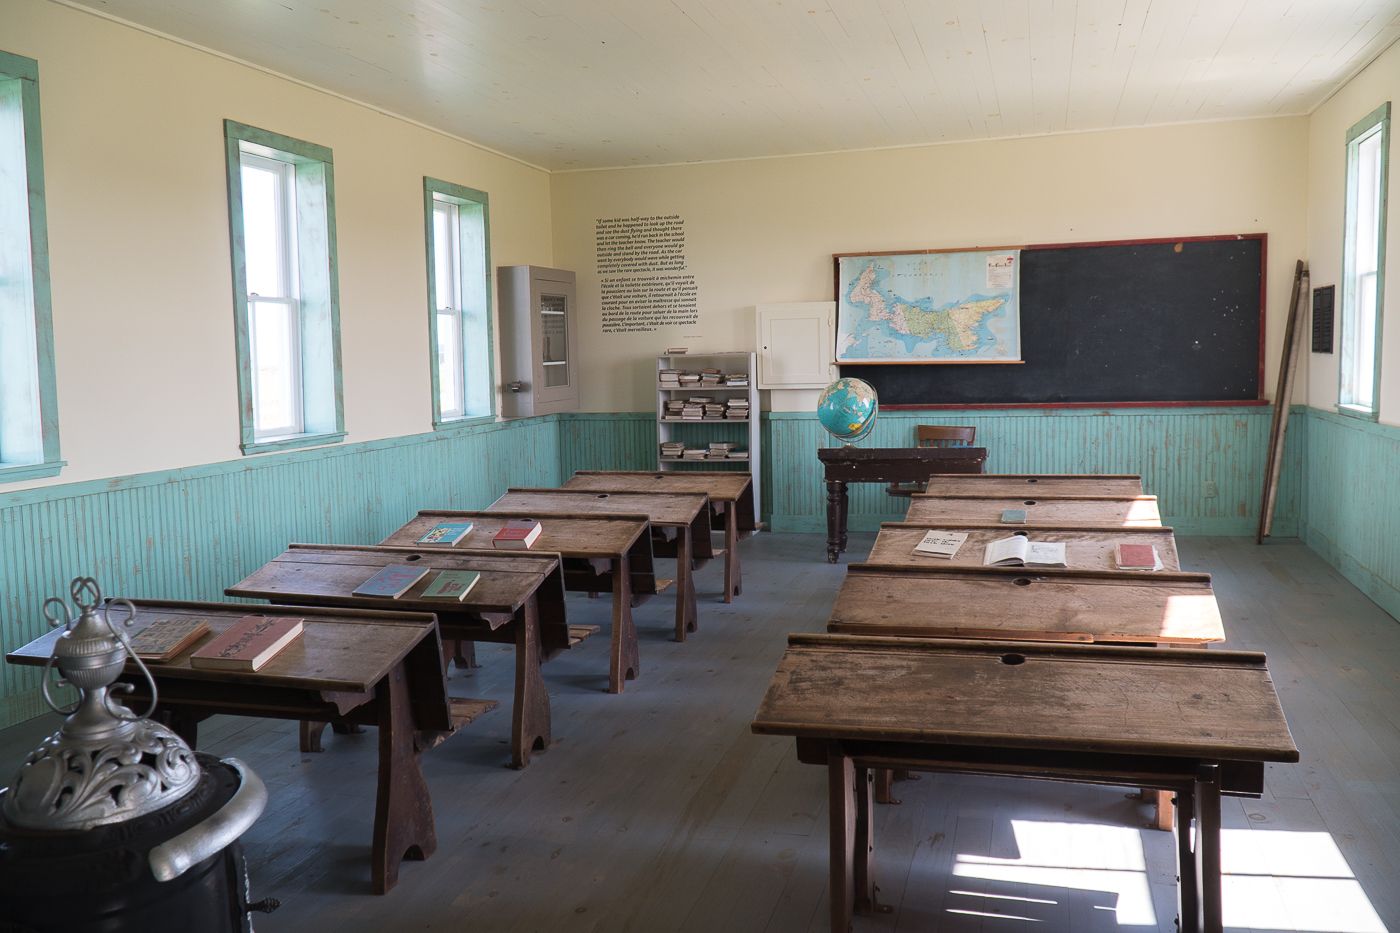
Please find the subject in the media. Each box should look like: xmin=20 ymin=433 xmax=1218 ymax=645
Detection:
xmin=838 ymin=235 xmax=1264 ymax=406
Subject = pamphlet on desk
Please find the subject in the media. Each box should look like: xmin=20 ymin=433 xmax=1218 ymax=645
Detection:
xmin=129 ymin=618 xmax=211 ymax=663
xmin=1000 ymin=509 xmax=1028 ymax=524
xmin=416 ymin=522 xmax=474 ymax=545
xmin=983 ymin=535 xmax=1067 ymax=568
xmin=189 ymin=615 xmax=304 ymax=672
xmin=422 ymin=570 xmax=481 ymax=600
xmin=352 ymin=564 xmax=431 ymax=598
xmin=912 ymin=530 xmax=969 ymax=559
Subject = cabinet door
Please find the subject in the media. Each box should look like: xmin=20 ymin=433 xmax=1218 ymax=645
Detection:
xmin=531 ymin=271 xmax=578 ymax=408
xmin=756 ymin=302 xmax=836 ymax=388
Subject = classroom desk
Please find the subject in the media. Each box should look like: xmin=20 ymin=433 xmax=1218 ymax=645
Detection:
xmin=563 ymin=470 xmax=759 ymax=603
xmin=226 ymin=545 xmax=567 ymax=769
xmin=921 ymin=472 xmax=1144 ymax=496
xmin=5 ymin=601 xmax=497 ymax=895
xmin=751 ymin=634 xmax=1298 ymax=933
xmin=382 ymin=510 xmax=660 ymax=694
xmin=817 ymin=446 xmax=988 ymax=562
xmin=905 ymin=493 xmax=1162 ymax=526
xmin=869 ymin=521 xmax=1180 ymax=571
xmin=489 ymin=489 xmax=711 ymax=641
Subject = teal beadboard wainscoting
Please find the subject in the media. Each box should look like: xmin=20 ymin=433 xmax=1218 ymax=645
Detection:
xmin=0 ymin=415 xmax=562 ymax=728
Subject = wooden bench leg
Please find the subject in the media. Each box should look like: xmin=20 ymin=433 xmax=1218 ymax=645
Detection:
xmin=1195 ymin=764 xmax=1223 ymax=933
xmin=854 ymin=765 xmax=884 ymax=915
xmin=510 ymin=596 xmax=551 ymax=769
xmin=723 ymin=504 xmax=741 ymax=601
xmin=1176 ymin=782 xmax=1199 ymax=933
xmin=873 ymin=768 xmax=898 ymax=805
xmin=827 ymin=744 xmax=856 ymax=933
xmin=370 ymin=660 xmax=435 ymax=895
xmin=674 ymin=528 xmax=698 ymax=641
xmin=301 ymin=720 xmax=327 ymax=753
xmin=442 ymin=639 xmax=478 ymax=670
xmin=609 ymin=554 xmax=640 ymax=693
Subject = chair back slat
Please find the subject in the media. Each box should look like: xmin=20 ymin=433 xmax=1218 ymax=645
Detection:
xmin=917 ymin=425 xmax=976 ymax=448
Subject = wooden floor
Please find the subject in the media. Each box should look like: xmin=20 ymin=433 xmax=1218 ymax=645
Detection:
xmin=3 ymin=534 xmax=1397 ymax=932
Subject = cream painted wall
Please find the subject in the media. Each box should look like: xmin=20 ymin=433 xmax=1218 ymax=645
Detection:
xmin=551 ymin=119 xmax=1310 ymax=413
xmin=1306 ymin=37 xmax=1400 ymax=426
xmin=0 ymin=0 xmax=552 ymax=491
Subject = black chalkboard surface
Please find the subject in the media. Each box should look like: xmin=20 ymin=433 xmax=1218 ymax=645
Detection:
xmin=839 ymin=236 xmax=1264 ymax=406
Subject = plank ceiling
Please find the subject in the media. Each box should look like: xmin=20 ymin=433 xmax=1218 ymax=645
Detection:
xmin=67 ymin=0 xmax=1400 ymax=171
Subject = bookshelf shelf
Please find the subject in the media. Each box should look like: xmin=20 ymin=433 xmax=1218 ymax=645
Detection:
xmin=656 ymin=351 xmax=760 ymax=518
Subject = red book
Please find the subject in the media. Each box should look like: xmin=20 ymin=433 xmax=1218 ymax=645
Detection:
xmin=492 ymin=519 xmax=542 ymax=549
xmin=189 ymin=615 xmax=304 ymax=672
xmin=1115 ymin=543 xmax=1160 ymax=571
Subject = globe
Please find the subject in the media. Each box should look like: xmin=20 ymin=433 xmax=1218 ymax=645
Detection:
xmin=817 ymin=378 xmax=878 ymax=446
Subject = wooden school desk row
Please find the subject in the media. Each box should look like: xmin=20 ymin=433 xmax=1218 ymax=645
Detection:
xmin=753 ymin=473 xmax=1298 ymax=933
xmin=5 ymin=469 xmax=760 ymax=895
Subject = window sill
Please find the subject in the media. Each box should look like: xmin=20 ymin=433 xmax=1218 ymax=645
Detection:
xmin=0 ymin=460 xmax=66 ymax=483
xmin=1334 ymin=404 xmax=1380 ymax=423
xmin=433 ymin=414 xmax=497 ymax=433
xmin=241 ymin=432 xmax=347 ymax=455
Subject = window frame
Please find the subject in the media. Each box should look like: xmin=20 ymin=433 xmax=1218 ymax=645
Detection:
xmin=224 ymin=119 xmax=345 ymax=455
xmin=1338 ymin=101 xmax=1390 ymax=422
xmin=0 ymin=49 xmax=63 ymax=483
xmin=423 ymin=177 xmax=494 ymax=428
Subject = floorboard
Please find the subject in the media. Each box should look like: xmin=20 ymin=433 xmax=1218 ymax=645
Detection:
xmin=2 ymin=534 xmax=1397 ymax=933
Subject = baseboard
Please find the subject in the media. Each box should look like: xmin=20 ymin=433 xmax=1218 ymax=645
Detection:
xmin=1301 ymin=523 xmax=1400 ymax=625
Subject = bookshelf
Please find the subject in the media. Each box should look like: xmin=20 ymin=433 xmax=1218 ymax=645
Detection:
xmin=655 ymin=351 xmax=761 ymax=518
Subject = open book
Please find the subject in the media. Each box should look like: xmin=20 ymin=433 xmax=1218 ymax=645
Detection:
xmin=912 ymin=530 xmax=969 ymax=559
xmin=983 ymin=535 xmax=1067 ymax=568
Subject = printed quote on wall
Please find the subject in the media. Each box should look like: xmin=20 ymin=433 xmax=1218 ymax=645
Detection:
xmin=596 ymin=215 xmax=698 ymax=333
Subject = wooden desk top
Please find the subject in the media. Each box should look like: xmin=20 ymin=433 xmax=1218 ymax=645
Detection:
xmin=906 ymin=495 xmax=1162 ymax=527
xmin=923 ymin=473 xmax=1145 ymax=496
xmin=493 ymin=489 xmax=706 ymax=527
xmin=564 ymin=470 xmax=751 ymax=503
xmin=6 ymin=601 xmax=442 ymax=699
xmin=382 ymin=510 xmax=649 ymax=559
xmin=827 ymin=563 xmax=1224 ymax=644
xmin=225 ymin=544 xmax=559 ymax=618
xmin=870 ymin=522 xmax=1180 ymax=572
xmin=752 ymin=633 xmax=1298 ymax=762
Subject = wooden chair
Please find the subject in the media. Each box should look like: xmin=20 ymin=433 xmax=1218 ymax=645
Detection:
xmin=885 ymin=425 xmax=977 ymax=499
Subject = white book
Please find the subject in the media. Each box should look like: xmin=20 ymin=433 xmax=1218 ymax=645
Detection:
xmin=982 ymin=535 xmax=1067 ymax=568
xmin=912 ymin=530 xmax=969 ymax=559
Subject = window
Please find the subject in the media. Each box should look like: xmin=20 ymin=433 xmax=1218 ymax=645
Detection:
xmin=424 ymin=178 xmax=493 ymax=425
xmin=0 ymin=50 xmax=62 ymax=482
xmin=224 ymin=121 xmax=344 ymax=453
xmin=1339 ymin=102 xmax=1390 ymax=419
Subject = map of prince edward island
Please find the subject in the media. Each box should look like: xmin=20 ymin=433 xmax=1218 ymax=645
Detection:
xmin=836 ymin=251 xmax=1022 ymax=362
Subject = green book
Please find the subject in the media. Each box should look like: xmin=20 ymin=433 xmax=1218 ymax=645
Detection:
xmin=422 ymin=570 xmax=481 ymax=601
xmin=1001 ymin=509 xmax=1028 ymax=524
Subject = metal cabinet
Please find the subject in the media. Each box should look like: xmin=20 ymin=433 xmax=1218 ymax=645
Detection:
xmin=497 ymin=265 xmax=579 ymax=417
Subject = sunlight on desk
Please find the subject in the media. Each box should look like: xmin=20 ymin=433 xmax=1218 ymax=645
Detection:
xmin=949 ymin=822 xmax=1387 ymax=931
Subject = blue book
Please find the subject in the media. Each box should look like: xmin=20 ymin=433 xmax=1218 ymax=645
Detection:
xmin=1001 ymin=509 xmax=1028 ymax=524
xmin=352 ymin=565 xmax=430 ymax=598
xmin=416 ymin=522 xmax=474 ymax=545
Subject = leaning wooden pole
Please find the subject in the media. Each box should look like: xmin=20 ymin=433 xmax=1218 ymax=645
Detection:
xmin=1257 ymin=261 xmax=1307 ymax=543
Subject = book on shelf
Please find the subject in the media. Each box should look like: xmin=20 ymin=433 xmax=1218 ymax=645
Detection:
xmin=1000 ymin=509 xmax=1028 ymax=524
xmin=683 ymin=449 xmax=707 ymax=459
xmin=416 ymin=521 xmax=474 ymax=545
xmin=353 ymin=564 xmax=431 ymax=598
xmin=912 ymin=530 xmax=969 ymax=559
xmin=1114 ymin=543 xmax=1163 ymax=571
xmin=422 ymin=570 xmax=482 ymax=600
xmin=666 ymin=347 xmax=688 ymax=354
xmin=493 ymin=519 xmax=542 ymax=549
xmin=983 ymin=536 xmax=1067 ymax=568
xmin=128 ymin=617 xmax=212 ymax=663
xmin=189 ymin=615 xmax=304 ymax=672
xmin=728 ymin=451 xmax=750 ymax=460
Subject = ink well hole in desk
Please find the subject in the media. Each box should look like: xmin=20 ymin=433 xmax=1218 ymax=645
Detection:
xmin=596 ymin=494 xmax=609 ymax=499
xmin=1013 ymin=531 xmax=1028 ymax=538
xmin=1023 ymin=500 xmax=1036 ymax=505
xmin=405 ymin=554 xmax=422 ymax=561
xmin=1026 ymin=478 xmax=1039 ymax=483
xmin=1013 ymin=578 xmax=1031 ymax=586
xmin=1001 ymin=653 xmax=1026 ymax=665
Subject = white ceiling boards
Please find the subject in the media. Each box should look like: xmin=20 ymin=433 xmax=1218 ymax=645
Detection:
xmin=66 ymin=0 xmax=1400 ymax=170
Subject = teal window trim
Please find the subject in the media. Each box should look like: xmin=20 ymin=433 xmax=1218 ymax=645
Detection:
xmin=424 ymin=177 xmax=495 ymax=429
xmin=224 ymin=120 xmax=345 ymax=455
xmin=1338 ymin=101 xmax=1389 ymax=423
xmin=0 ymin=49 xmax=62 ymax=483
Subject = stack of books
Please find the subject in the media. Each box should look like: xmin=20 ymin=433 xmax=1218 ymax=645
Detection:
xmin=664 ymin=399 xmax=685 ymax=420
xmin=660 ymin=441 xmax=684 ymax=459
xmin=726 ymin=398 xmax=750 ymax=420
xmin=728 ymin=449 xmax=750 ymax=461
xmin=679 ymin=373 xmax=701 ymax=387
xmin=708 ymin=442 xmax=737 ymax=459
xmin=683 ymin=448 xmax=708 ymax=460
xmin=699 ymin=368 xmax=723 ymax=387
xmin=659 ymin=369 xmax=682 ymax=388
xmin=725 ymin=373 xmax=749 ymax=387
xmin=704 ymin=401 xmax=726 ymax=419
xmin=682 ymin=402 xmax=704 ymax=420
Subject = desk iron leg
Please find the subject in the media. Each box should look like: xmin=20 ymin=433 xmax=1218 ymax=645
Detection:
xmin=825 ymin=480 xmax=845 ymax=563
xmin=510 ymin=596 xmax=552 ymax=769
xmin=1195 ymin=763 xmax=1223 ymax=933
xmin=827 ymin=743 xmax=857 ymax=933
xmin=371 ymin=660 xmax=436 ymax=895
xmin=609 ymin=554 xmax=640 ymax=693
xmin=1176 ymin=783 xmax=1199 ymax=933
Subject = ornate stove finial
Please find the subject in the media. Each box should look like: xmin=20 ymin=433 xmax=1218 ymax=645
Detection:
xmin=3 ymin=577 xmax=200 ymax=830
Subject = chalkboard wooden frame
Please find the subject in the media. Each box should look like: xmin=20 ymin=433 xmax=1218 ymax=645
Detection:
xmin=833 ymin=233 xmax=1268 ymax=409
